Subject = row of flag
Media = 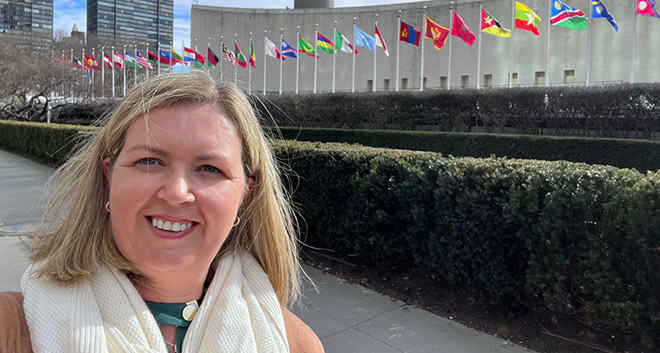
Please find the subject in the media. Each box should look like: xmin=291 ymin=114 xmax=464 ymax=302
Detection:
xmin=55 ymin=0 xmax=657 ymax=74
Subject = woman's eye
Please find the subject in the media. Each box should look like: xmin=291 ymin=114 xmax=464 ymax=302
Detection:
xmin=199 ymin=165 xmax=222 ymax=174
xmin=137 ymin=158 xmax=159 ymax=166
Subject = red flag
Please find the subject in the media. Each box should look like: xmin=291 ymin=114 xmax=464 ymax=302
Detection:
xmin=375 ymin=24 xmax=389 ymax=56
xmin=103 ymin=54 xmax=113 ymax=68
xmin=452 ymin=11 xmax=476 ymax=46
xmin=637 ymin=0 xmax=660 ymax=17
xmin=83 ymin=54 xmax=101 ymax=71
xmin=424 ymin=16 xmax=450 ymax=51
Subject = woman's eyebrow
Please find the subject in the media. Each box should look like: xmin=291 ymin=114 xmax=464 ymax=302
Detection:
xmin=124 ymin=144 xmax=168 ymax=157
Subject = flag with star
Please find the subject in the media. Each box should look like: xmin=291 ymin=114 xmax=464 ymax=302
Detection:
xmin=481 ymin=7 xmax=511 ymax=37
xmin=452 ymin=10 xmax=476 ymax=46
xmin=515 ymin=1 xmax=542 ymax=35
xmin=551 ymin=0 xmax=587 ymax=30
xmin=592 ymin=0 xmax=618 ymax=32
xmin=637 ymin=0 xmax=659 ymax=17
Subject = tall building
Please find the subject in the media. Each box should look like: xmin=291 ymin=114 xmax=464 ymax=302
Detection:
xmin=0 ymin=0 xmax=53 ymax=50
xmin=87 ymin=0 xmax=173 ymax=51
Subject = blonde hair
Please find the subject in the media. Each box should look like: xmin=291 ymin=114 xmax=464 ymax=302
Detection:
xmin=31 ymin=71 xmax=300 ymax=305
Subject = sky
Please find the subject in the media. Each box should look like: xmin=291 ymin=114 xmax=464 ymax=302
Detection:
xmin=54 ymin=0 xmax=422 ymax=47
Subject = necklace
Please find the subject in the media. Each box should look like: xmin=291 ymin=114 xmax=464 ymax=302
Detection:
xmin=145 ymin=300 xmax=199 ymax=353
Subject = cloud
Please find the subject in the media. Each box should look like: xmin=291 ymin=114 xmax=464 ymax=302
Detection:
xmin=53 ymin=0 xmax=85 ymax=36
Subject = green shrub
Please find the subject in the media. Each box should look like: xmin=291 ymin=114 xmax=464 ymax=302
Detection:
xmin=2 ymin=120 xmax=659 ymax=347
xmin=275 ymin=127 xmax=660 ymax=172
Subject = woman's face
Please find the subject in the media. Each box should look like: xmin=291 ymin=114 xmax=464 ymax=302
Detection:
xmin=105 ymin=102 xmax=246 ymax=279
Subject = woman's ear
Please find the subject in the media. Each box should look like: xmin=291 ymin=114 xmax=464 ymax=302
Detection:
xmin=102 ymin=157 xmax=112 ymax=183
xmin=246 ymin=177 xmax=255 ymax=198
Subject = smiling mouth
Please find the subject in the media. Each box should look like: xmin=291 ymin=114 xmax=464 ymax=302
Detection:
xmin=149 ymin=216 xmax=196 ymax=232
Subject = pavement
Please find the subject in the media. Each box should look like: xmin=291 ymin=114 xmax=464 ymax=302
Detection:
xmin=0 ymin=148 xmax=535 ymax=353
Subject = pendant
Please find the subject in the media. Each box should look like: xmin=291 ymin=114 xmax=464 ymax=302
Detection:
xmin=182 ymin=300 xmax=199 ymax=321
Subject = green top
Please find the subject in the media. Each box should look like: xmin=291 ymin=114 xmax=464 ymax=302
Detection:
xmin=145 ymin=300 xmax=195 ymax=353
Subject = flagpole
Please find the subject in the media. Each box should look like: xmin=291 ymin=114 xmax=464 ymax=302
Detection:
xmin=373 ymin=14 xmax=378 ymax=92
xmin=206 ymin=38 xmax=211 ymax=73
xmin=101 ymin=46 xmax=105 ymax=98
xmin=352 ymin=17 xmax=356 ymax=92
xmin=509 ymin=0 xmax=515 ymax=88
xmin=476 ymin=4 xmax=483 ymax=89
xmin=82 ymin=47 xmax=86 ymax=98
xmin=264 ymin=30 xmax=268 ymax=95
xmin=169 ymin=41 xmax=173 ymax=74
xmin=249 ymin=32 xmax=253 ymax=94
xmin=157 ymin=42 xmax=161 ymax=75
xmin=134 ymin=43 xmax=138 ymax=85
xmin=545 ymin=0 xmax=551 ymax=87
xmin=420 ymin=7 xmax=426 ymax=91
xmin=123 ymin=45 xmax=127 ymax=97
xmin=91 ymin=47 xmax=95 ymax=99
xmin=314 ymin=24 xmax=318 ymax=94
xmin=396 ymin=10 xmax=401 ymax=91
xmin=296 ymin=26 xmax=300 ymax=94
xmin=447 ymin=5 xmax=453 ymax=90
xmin=631 ymin=3 xmax=637 ymax=83
xmin=145 ymin=43 xmax=149 ymax=79
xmin=70 ymin=49 xmax=74 ymax=98
xmin=195 ymin=38 xmax=199 ymax=70
xmin=220 ymin=37 xmax=224 ymax=81
xmin=332 ymin=21 xmax=337 ymax=93
xmin=111 ymin=46 xmax=115 ymax=98
xmin=280 ymin=29 xmax=284 ymax=94
xmin=586 ymin=1 xmax=593 ymax=87
xmin=234 ymin=34 xmax=238 ymax=85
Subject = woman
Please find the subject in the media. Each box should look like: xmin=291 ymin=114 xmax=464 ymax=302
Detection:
xmin=1 ymin=71 xmax=323 ymax=353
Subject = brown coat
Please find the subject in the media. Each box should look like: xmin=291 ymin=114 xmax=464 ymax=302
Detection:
xmin=0 ymin=292 xmax=322 ymax=353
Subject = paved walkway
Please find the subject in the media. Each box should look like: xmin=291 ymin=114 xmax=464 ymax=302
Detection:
xmin=0 ymin=148 xmax=534 ymax=353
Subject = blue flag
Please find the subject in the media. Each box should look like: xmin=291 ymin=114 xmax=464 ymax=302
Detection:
xmin=354 ymin=25 xmax=375 ymax=52
xmin=592 ymin=0 xmax=618 ymax=31
xmin=281 ymin=39 xmax=298 ymax=59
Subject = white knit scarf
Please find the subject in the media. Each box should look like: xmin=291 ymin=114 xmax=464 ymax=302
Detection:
xmin=21 ymin=252 xmax=290 ymax=353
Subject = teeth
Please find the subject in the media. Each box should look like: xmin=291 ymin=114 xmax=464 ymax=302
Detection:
xmin=151 ymin=217 xmax=193 ymax=232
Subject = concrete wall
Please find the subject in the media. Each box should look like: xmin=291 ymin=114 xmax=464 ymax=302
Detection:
xmin=191 ymin=0 xmax=660 ymax=94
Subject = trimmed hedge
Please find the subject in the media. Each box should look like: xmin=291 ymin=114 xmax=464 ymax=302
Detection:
xmin=2 ymin=120 xmax=659 ymax=347
xmin=256 ymin=84 xmax=660 ymax=139
xmin=275 ymin=127 xmax=660 ymax=172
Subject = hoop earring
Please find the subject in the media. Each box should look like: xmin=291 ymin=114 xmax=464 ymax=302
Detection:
xmin=105 ymin=202 xmax=111 ymax=212
xmin=232 ymin=217 xmax=240 ymax=227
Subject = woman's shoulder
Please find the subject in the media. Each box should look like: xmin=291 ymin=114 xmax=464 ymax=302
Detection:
xmin=282 ymin=307 xmax=325 ymax=353
xmin=0 ymin=291 xmax=33 ymax=353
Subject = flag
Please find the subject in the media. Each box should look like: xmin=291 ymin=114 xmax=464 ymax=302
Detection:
xmin=298 ymin=34 xmax=317 ymax=57
xmin=281 ymin=38 xmax=298 ymax=59
xmin=222 ymin=43 xmax=236 ymax=64
xmin=159 ymin=50 xmax=172 ymax=65
xmin=452 ymin=11 xmax=476 ymax=46
xmin=249 ymin=41 xmax=256 ymax=68
xmin=336 ymin=30 xmax=358 ymax=55
xmin=265 ymin=36 xmax=284 ymax=60
xmin=235 ymin=41 xmax=247 ymax=68
xmin=73 ymin=55 xmax=85 ymax=70
xmin=400 ymin=21 xmax=421 ymax=46
xmin=194 ymin=50 xmax=205 ymax=68
xmin=637 ymin=0 xmax=659 ymax=17
xmin=148 ymin=51 xmax=159 ymax=66
xmin=103 ymin=54 xmax=113 ymax=68
xmin=592 ymin=0 xmax=618 ymax=31
xmin=136 ymin=51 xmax=153 ymax=69
xmin=183 ymin=47 xmax=196 ymax=65
xmin=425 ymin=16 xmax=450 ymax=51
xmin=124 ymin=52 xmax=142 ymax=68
xmin=208 ymin=47 xmax=219 ymax=68
xmin=113 ymin=52 xmax=124 ymax=70
xmin=354 ymin=25 xmax=376 ymax=52
xmin=171 ymin=49 xmax=184 ymax=65
xmin=375 ymin=24 xmax=389 ymax=56
xmin=62 ymin=55 xmax=72 ymax=64
xmin=515 ymin=1 xmax=542 ymax=35
xmin=551 ymin=0 xmax=587 ymax=30
xmin=83 ymin=54 xmax=101 ymax=71
xmin=317 ymin=32 xmax=334 ymax=54
xmin=481 ymin=7 xmax=512 ymax=37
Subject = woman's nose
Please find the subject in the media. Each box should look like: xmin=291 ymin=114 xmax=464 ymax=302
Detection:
xmin=157 ymin=169 xmax=195 ymax=205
